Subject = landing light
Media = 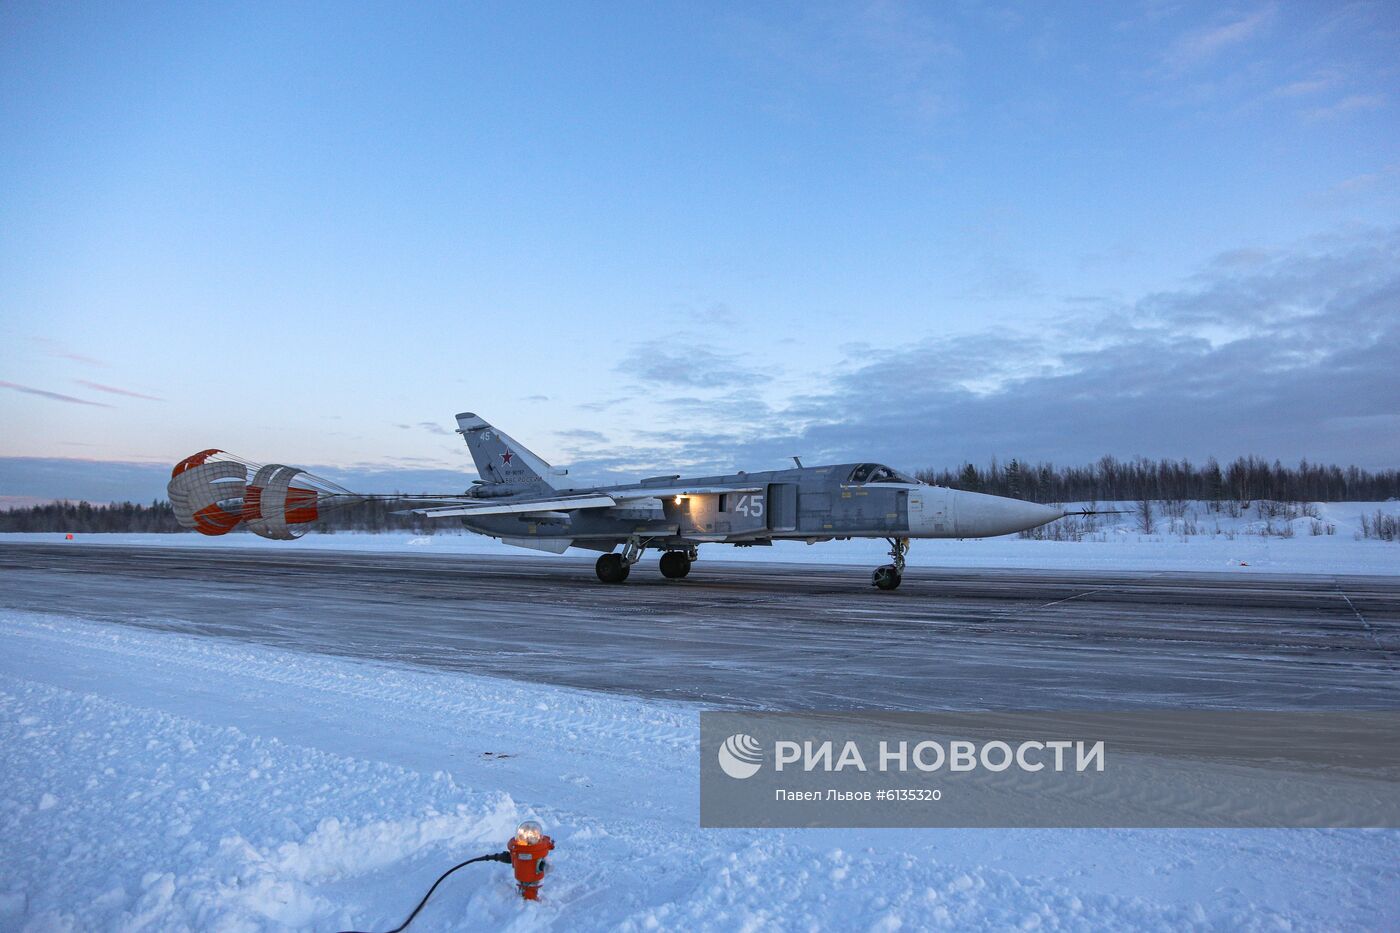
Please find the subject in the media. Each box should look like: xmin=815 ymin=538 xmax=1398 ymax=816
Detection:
xmin=514 ymin=820 xmax=543 ymax=845
xmin=508 ymin=819 xmax=554 ymax=900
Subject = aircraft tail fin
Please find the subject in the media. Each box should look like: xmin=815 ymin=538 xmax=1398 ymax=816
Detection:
xmin=455 ymin=413 xmax=559 ymax=490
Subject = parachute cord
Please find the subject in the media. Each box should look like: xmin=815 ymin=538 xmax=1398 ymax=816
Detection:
xmin=337 ymin=851 xmax=512 ymax=933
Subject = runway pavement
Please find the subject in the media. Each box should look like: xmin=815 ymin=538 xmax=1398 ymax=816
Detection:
xmin=1 ymin=542 xmax=1396 ymax=710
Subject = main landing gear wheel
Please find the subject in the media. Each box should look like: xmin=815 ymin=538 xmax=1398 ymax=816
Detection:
xmin=659 ymin=551 xmax=691 ymax=579
xmin=596 ymin=553 xmax=630 ymax=583
xmin=871 ymin=536 xmax=909 ymax=590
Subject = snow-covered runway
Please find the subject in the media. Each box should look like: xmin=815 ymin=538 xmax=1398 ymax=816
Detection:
xmin=1 ymin=543 xmax=1396 ymax=710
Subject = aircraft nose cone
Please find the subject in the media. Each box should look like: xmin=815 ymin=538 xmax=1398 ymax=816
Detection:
xmin=952 ymin=490 xmax=1064 ymax=537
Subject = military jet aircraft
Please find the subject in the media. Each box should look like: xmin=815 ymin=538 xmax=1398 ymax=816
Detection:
xmin=435 ymin=412 xmax=1079 ymax=588
xmin=168 ymin=412 xmax=1079 ymax=589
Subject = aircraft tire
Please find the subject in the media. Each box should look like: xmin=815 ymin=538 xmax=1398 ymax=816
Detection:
xmin=659 ymin=551 xmax=691 ymax=579
xmin=596 ymin=553 xmax=630 ymax=583
xmin=872 ymin=565 xmax=902 ymax=590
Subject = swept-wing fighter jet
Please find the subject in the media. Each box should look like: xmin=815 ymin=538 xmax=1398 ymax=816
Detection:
xmin=428 ymin=413 xmax=1077 ymax=588
xmin=168 ymin=412 xmax=1078 ymax=589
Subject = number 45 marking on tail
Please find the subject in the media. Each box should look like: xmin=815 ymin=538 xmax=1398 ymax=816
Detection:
xmin=735 ymin=494 xmax=765 ymax=517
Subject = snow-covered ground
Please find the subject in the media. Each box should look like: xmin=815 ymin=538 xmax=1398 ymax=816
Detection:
xmin=5 ymin=500 xmax=1397 ymax=575
xmin=2 ymin=610 xmax=1396 ymax=931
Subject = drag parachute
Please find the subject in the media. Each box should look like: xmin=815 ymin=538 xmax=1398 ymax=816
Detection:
xmin=167 ymin=450 xmax=361 ymax=539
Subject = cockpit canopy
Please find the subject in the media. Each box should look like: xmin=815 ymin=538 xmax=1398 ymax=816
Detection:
xmin=848 ymin=463 xmax=919 ymax=485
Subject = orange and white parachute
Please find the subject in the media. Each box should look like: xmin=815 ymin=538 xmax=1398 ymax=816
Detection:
xmin=167 ymin=450 xmax=361 ymax=539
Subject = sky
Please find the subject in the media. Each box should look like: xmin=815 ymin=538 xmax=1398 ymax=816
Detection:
xmin=2 ymin=1 xmax=1398 ymax=501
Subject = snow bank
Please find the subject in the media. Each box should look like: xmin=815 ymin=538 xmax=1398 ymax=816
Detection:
xmin=2 ymin=611 xmax=1395 ymax=930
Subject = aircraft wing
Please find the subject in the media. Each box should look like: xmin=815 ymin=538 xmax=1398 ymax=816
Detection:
xmin=409 ymin=484 xmax=768 ymax=519
xmin=410 ymin=494 xmax=618 ymax=519
xmin=610 ymin=484 xmax=765 ymax=501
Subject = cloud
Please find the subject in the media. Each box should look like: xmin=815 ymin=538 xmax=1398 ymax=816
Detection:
xmin=574 ymin=228 xmax=1400 ymax=476
xmin=615 ymin=340 xmax=772 ymax=390
xmin=31 ymin=338 xmax=105 ymax=367
xmin=1166 ymin=6 xmax=1275 ymax=70
xmin=75 ymin=380 xmax=163 ymax=401
xmin=1323 ymin=164 xmax=1400 ymax=198
xmin=1304 ymin=93 xmax=1387 ymax=121
xmin=0 ymin=457 xmax=170 ymax=502
xmin=0 ymin=495 xmax=79 ymax=509
xmin=395 ymin=421 xmax=452 ymax=435
xmin=778 ymin=228 xmax=1400 ymax=470
xmin=665 ymin=299 xmax=738 ymax=326
xmin=556 ymin=429 xmax=609 ymax=443
xmin=956 ymin=252 xmax=1042 ymax=301
xmin=1 ymin=381 xmax=114 ymax=408
xmin=576 ymin=396 xmax=632 ymax=413
xmin=1272 ymin=71 xmax=1340 ymax=98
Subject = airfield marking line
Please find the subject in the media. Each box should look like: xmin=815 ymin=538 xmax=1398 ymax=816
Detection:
xmin=1036 ymin=582 xmax=1120 ymax=610
xmin=969 ymin=571 xmax=1170 ymax=626
xmin=1334 ymin=582 xmax=1388 ymax=656
xmin=1030 ymin=571 xmax=1170 ymax=612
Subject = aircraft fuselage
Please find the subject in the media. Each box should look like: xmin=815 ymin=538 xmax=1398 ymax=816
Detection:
xmin=461 ymin=462 xmax=1063 ymax=552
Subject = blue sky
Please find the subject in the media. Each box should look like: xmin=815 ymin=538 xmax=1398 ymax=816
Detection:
xmin=2 ymin=1 xmax=1397 ymax=501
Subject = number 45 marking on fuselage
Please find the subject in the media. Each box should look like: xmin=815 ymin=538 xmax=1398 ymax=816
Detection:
xmin=735 ymin=494 xmax=765 ymax=517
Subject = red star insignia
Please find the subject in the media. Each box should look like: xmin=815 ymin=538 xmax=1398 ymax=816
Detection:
xmin=501 ymin=450 xmax=513 ymax=464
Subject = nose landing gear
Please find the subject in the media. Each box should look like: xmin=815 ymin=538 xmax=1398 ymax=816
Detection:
xmin=872 ymin=537 xmax=908 ymax=590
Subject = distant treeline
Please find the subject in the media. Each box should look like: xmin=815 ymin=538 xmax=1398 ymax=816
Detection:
xmin=3 ymin=455 xmax=1397 ymax=533
xmin=917 ymin=455 xmax=1400 ymax=503
xmin=1 ymin=500 xmax=184 ymax=533
xmin=0 ymin=498 xmax=431 ymax=534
